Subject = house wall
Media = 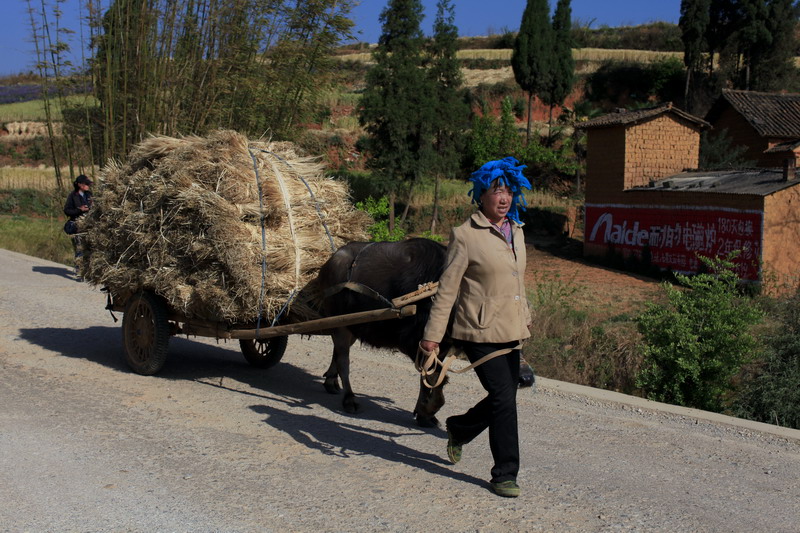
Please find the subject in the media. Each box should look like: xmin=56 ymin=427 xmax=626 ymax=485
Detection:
xmin=623 ymin=115 xmax=700 ymax=189
xmin=585 ymin=115 xmax=701 ymax=205
xmin=585 ymin=127 xmax=626 ymax=204
xmin=763 ymin=186 xmax=800 ymax=290
xmin=584 ymin=191 xmax=765 ymax=281
xmin=711 ymin=106 xmax=772 ymax=166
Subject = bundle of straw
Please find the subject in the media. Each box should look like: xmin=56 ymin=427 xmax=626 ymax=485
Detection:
xmin=80 ymin=130 xmax=370 ymax=324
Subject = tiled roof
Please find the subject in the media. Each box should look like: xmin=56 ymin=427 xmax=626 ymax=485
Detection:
xmin=631 ymin=168 xmax=800 ymax=196
xmin=764 ymin=139 xmax=800 ymax=153
xmin=708 ymin=89 xmax=800 ymax=138
xmin=577 ymin=103 xmax=710 ymax=130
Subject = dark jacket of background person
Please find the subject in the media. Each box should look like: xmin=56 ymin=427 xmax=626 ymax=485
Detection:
xmin=63 ymin=190 xmax=92 ymax=221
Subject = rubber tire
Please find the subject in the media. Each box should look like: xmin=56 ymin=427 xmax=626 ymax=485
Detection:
xmin=239 ymin=336 xmax=288 ymax=369
xmin=122 ymin=291 xmax=170 ymax=375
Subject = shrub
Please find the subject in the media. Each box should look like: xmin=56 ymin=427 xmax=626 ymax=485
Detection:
xmin=636 ymin=255 xmax=764 ymax=412
xmin=355 ymin=196 xmax=406 ymax=242
xmin=731 ymin=293 xmax=800 ymax=429
xmin=585 ymin=58 xmax=685 ymax=108
xmin=523 ymin=271 xmax=643 ymax=393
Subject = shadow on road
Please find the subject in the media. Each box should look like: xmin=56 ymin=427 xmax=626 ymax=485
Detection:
xmin=18 ymin=326 xmax=431 ymax=429
xmin=19 ymin=325 xmax=129 ymax=372
xmin=31 ymin=265 xmax=77 ymax=280
xmin=250 ymin=404 xmax=486 ymax=488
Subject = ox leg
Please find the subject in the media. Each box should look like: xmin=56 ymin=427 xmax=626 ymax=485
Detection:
xmin=324 ymin=328 xmax=360 ymax=413
xmin=413 ymin=343 xmax=451 ymax=428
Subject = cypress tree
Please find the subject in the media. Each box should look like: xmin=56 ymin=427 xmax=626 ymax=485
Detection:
xmin=707 ymin=0 xmax=738 ymax=77
xmin=542 ymin=0 xmax=575 ymax=135
xmin=680 ymin=0 xmax=710 ymax=110
xmin=427 ymin=0 xmax=469 ymax=231
xmin=511 ymin=0 xmax=553 ymax=144
xmin=737 ymin=0 xmax=772 ymax=89
xmin=358 ymin=0 xmax=435 ymax=231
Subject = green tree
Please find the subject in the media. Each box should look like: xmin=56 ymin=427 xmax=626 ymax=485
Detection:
xmin=427 ymin=0 xmax=469 ymax=232
xmin=748 ymin=0 xmax=799 ymax=91
xmin=358 ymin=0 xmax=435 ymax=232
xmin=465 ymin=97 xmax=522 ymax=170
xmin=86 ymin=0 xmax=355 ymax=161
xmin=699 ymin=128 xmax=754 ymax=169
xmin=680 ymin=0 xmax=710 ymax=111
xmin=636 ymin=255 xmax=763 ymax=412
xmin=498 ymin=97 xmax=522 ymax=156
xmin=701 ymin=0 xmax=798 ymax=91
xmin=541 ymin=0 xmax=575 ymax=133
xmin=511 ymin=0 xmax=553 ymax=144
xmin=466 ymin=112 xmax=501 ymax=170
xmin=263 ymin=1 xmax=356 ymax=135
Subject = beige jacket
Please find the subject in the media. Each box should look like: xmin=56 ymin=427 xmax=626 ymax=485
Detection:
xmin=423 ymin=211 xmax=531 ymax=344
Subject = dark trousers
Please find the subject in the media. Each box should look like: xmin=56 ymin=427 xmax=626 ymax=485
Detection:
xmin=447 ymin=340 xmax=520 ymax=483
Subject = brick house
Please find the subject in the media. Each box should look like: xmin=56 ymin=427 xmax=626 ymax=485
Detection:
xmin=704 ymin=89 xmax=800 ymax=167
xmin=580 ymin=103 xmax=800 ymax=289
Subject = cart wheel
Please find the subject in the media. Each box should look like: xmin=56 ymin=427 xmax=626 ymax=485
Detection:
xmin=122 ymin=291 xmax=170 ymax=375
xmin=239 ymin=336 xmax=288 ymax=369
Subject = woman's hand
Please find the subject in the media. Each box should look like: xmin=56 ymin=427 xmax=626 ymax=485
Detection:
xmin=420 ymin=340 xmax=439 ymax=353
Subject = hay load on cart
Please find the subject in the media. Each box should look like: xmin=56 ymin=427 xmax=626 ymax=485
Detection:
xmin=78 ymin=130 xmax=371 ymax=373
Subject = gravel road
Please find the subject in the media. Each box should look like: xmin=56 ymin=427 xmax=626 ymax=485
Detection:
xmin=1 ymin=248 xmax=799 ymax=532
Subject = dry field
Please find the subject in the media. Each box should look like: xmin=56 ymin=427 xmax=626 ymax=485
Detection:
xmin=337 ymin=47 xmax=800 ymax=78
xmin=336 ymin=47 xmax=684 ymax=64
xmin=0 ymin=167 xmax=66 ymax=190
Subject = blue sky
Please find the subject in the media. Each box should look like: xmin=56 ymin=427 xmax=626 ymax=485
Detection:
xmin=0 ymin=0 xmax=681 ymax=76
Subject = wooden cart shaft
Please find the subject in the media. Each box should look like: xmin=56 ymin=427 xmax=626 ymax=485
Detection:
xmin=109 ymin=282 xmax=437 ymax=341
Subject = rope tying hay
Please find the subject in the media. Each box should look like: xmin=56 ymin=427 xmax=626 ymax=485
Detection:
xmin=79 ymin=130 xmax=370 ymax=324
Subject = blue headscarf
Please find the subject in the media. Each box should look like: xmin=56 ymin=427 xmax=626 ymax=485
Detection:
xmin=468 ymin=157 xmax=531 ymax=224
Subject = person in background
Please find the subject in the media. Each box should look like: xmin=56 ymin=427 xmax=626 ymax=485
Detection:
xmin=420 ymin=157 xmax=532 ymax=498
xmin=63 ymin=174 xmax=93 ymax=266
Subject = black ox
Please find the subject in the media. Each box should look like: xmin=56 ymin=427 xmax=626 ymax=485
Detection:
xmin=315 ymin=238 xmax=452 ymax=427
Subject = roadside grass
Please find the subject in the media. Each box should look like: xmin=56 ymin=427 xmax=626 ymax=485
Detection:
xmin=0 ymin=95 xmax=97 ymax=122
xmin=523 ymin=269 xmax=645 ymax=394
xmin=0 ymin=214 xmax=73 ymax=265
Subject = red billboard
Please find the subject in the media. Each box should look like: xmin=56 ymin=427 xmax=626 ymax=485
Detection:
xmin=584 ymin=203 xmax=763 ymax=281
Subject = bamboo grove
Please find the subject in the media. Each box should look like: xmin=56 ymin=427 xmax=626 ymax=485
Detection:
xmin=27 ymin=0 xmax=356 ymax=174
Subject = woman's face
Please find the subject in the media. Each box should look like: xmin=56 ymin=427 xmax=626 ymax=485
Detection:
xmin=480 ymin=183 xmax=513 ymax=223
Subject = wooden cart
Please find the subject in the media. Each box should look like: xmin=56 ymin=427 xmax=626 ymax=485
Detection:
xmin=106 ymin=283 xmax=438 ymax=375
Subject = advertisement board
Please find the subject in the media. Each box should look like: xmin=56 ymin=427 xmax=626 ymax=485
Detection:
xmin=584 ymin=204 xmax=763 ymax=281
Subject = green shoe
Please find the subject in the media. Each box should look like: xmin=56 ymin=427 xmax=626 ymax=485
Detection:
xmin=446 ymin=429 xmax=462 ymax=464
xmin=491 ymin=480 xmax=520 ymax=498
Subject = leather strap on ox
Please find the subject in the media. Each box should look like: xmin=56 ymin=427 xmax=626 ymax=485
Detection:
xmin=416 ymin=342 xmax=523 ymax=389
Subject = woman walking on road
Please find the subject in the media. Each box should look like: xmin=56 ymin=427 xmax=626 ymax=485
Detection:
xmin=420 ymin=157 xmax=532 ymax=498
